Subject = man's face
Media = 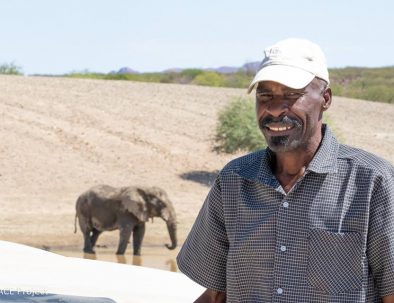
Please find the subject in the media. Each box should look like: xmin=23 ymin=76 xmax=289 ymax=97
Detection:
xmin=256 ymin=78 xmax=330 ymax=153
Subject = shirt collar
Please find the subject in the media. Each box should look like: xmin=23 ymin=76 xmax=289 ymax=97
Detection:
xmin=306 ymin=125 xmax=339 ymax=174
xmin=237 ymin=124 xmax=339 ymax=186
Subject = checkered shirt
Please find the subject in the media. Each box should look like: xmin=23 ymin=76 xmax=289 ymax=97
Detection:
xmin=177 ymin=125 xmax=394 ymax=302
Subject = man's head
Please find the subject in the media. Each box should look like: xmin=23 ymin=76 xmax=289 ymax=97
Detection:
xmin=249 ymin=38 xmax=332 ymax=153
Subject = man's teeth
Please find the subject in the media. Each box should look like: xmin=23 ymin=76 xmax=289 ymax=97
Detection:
xmin=269 ymin=126 xmax=292 ymax=131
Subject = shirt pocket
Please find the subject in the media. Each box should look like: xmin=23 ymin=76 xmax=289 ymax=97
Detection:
xmin=307 ymin=228 xmax=362 ymax=293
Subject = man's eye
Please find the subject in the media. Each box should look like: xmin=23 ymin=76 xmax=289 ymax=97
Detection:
xmin=285 ymin=92 xmax=304 ymax=99
xmin=256 ymin=93 xmax=273 ymax=101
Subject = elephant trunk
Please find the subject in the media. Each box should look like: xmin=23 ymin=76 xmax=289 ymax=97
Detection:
xmin=165 ymin=221 xmax=177 ymax=250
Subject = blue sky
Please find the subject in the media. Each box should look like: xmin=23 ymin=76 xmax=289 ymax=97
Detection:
xmin=1 ymin=0 xmax=393 ymax=75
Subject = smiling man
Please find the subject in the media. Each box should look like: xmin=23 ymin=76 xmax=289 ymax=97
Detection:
xmin=177 ymin=38 xmax=394 ymax=302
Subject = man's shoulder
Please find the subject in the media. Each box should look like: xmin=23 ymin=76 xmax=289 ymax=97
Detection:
xmin=338 ymin=143 xmax=393 ymax=178
xmin=221 ymin=149 xmax=267 ymax=175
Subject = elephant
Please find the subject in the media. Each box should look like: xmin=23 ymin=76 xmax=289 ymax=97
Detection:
xmin=74 ymin=184 xmax=177 ymax=256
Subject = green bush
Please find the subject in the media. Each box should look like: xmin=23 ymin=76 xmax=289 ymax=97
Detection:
xmin=193 ymin=71 xmax=225 ymax=87
xmin=329 ymin=67 xmax=394 ymax=103
xmin=222 ymin=71 xmax=252 ymax=88
xmin=0 ymin=62 xmax=22 ymax=75
xmin=66 ymin=66 xmax=394 ymax=104
xmin=214 ymin=97 xmax=266 ymax=153
xmin=179 ymin=69 xmax=204 ymax=81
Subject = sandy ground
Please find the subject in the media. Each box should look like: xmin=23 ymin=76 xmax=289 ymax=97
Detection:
xmin=1 ymin=75 xmax=393 ymax=270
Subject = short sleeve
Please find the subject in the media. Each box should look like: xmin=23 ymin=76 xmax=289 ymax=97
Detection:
xmin=177 ymin=176 xmax=228 ymax=292
xmin=367 ymin=170 xmax=394 ymax=298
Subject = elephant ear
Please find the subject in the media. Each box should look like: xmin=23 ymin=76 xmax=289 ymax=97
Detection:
xmin=120 ymin=187 xmax=148 ymax=222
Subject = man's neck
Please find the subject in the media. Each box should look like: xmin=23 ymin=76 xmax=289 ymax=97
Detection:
xmin=272 ymin=131 xmax=323 ymax=193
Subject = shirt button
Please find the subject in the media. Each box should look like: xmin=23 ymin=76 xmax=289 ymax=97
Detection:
xmin=283 ymin=201 xmax=289 ymax=208
xmin=277 ymin=288 xmax=283 ymax=295
xmin=280 ymin=245 xmax=287 ymax=252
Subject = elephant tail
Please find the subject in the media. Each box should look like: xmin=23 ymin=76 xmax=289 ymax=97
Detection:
xmin=74 ymin=194 xmax=83 ymax=234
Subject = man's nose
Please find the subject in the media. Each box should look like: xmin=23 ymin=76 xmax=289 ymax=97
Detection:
xmin=265 ymin=98 xmax=288 ymax=117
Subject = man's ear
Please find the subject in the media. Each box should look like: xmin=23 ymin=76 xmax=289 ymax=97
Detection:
xmin=322 ymin=87 xmax=332 ymax=111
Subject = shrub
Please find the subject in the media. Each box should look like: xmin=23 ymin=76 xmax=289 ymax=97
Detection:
xmin=222 ymin=71 xmax=251 ymax=88
xmin=193 ymin=71 xmax=225 ymax=87
xmin=180 ymin=69 xmax=204 ymax=80
xmin=329 ymin=67 xmax=394 ymax=103
xmin=0 ymin=62 xmax=23 ymax=75
xmin=67 ymin=66 xmax=394 ymax=104
xmin=214 ymin=97 xmax=266 ymax=153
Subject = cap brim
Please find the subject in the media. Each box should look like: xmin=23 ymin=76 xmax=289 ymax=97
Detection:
xmin=247 ymin=65 xmax=315 ymax=94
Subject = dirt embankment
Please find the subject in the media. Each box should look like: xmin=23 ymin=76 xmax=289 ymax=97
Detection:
xmin=0 ymin=75 xmax=393 ymax=255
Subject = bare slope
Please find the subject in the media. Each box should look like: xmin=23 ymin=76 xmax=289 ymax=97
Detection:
xmin=0 ymin=75 xmax=393 ymax=251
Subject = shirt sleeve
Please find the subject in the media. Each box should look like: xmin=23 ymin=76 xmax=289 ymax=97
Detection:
xmin=367 ymin=169 xmax=394 ymax=298
xmin=177 ymin=176 xmax=228 ymax=292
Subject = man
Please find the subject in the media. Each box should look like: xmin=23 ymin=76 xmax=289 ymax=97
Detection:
xmin=177 ymin=38 xmax=394 ymax=302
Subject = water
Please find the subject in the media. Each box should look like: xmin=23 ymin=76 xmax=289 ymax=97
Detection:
xmin=52 ymin=246 xmax=179 ymax=272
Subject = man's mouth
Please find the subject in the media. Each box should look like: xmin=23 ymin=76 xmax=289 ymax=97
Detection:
xmin=259 ymin=116 xmax=302 ymax=135
xmin=266 ymin=125 xmax=293 ymax=132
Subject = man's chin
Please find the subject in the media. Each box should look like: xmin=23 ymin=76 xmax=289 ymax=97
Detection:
xmin=266 ymin=135 xmax=302 ymax=153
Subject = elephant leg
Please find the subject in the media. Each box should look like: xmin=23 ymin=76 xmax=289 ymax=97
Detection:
xmin=116 ymin=226 xmax=132 ymax=255
xmin=78 ymin=216 xmax=95 ymax=254
xmin=83 ymin=230 xmax=95 ymax=254
xmin=133 ymin=223 xmax=146 ymax=256
xmin=90 ymin=228 xmax=102 ymax=249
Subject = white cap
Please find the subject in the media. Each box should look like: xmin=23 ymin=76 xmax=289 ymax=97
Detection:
xmin=247 ymin=38 xmax=329 ymax=93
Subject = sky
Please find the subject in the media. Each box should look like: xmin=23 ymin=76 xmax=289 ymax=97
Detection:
xmin=1 ymin=0 xmax=393 ymax=75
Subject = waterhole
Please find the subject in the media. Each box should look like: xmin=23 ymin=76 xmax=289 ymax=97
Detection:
xmin=52 ymin=245 xmax=180 ymax=272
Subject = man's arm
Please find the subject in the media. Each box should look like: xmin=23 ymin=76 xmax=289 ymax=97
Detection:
xmin=194 ymin=289 xmax=226 ymax=303
xmin=177 ymin=177 xmax=229 ymax=297
xmin=367 ymin=170 xmax=394 ymax=299
xmin=383 ymin=295 xmax=394 ymax=303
